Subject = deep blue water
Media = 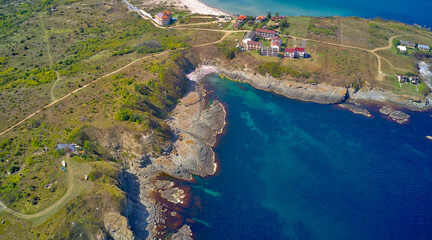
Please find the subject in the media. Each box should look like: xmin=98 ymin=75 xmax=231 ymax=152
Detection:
xmin=186 ymin=74 xmax=432 ymax=240
xmin=201 ymin=0 xmax=432 ymax=28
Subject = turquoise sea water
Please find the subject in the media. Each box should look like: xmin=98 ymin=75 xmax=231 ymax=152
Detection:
xmin=200 ymin=0 xmax=432 ymax=28
xmin=185 ymin=74 xmax=432 ymax=239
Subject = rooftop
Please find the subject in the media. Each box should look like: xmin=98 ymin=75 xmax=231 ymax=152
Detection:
xmin=285 ymin=48 xmax=295 ymax=53
xmin=237 ymin=15 xmax=246 ymax=20
xmin=256 ymin=28 xmax=275 ymax=34
xmin=155 ymin=11 xmax=172 ymax=20
xmin=295 ymin=47 xmax=305 ymax=52
xmin=247 ymin=41 xmax=262 ymax=46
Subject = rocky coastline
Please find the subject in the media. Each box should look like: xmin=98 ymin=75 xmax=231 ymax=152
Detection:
xmin=120 ymin=63 xmax=431 ymax=240
xmin=119 ymin=79 xmax=226 ymax=240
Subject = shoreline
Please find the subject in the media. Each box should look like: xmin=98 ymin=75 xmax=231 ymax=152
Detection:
xmin=192 ymin=65 xmax=432 ymax=112
xmin=124 ymin=64 xmax=431 ymax=240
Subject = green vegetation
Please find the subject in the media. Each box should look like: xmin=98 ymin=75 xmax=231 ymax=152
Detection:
xmin=257 ymin=62 xmax=311 ymax=78
xmin=217 ymin=41 xmax=238 ymax=60
xmin=308 ymin=24 xmax=338 ymax=36
xmin=308 ymin=18 xmax=339 ymax=36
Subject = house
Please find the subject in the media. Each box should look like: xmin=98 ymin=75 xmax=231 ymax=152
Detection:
xmin=255 ymin=16 xmax=266 ymax=23
xmin=271 ymin=36 xmax=282 ymax=51
xmin=284 ymin=48 xmax=295 ymax=58
xmin=57 ymin=144 xmax=77 ymax=152
xmin=295 ymin=47 xmax=305 ymax=58
xmin=233 ymin=22 xmax=241 ymax=29
xmin=237 ymin=15 xmax=246 ymax=22
xmin=256 ymin=28 xmax=276 ymax=39
xmin=400 ymin=40 xmax=416 ymax=48
xmin=271 ymin=16 xmax=287 ymax=21
xmin=242 ymin=30 xmax=256 ymax=44
xmin=397 ymin=75 xmax=408 ymax=83
xmin=410 ymin=76 xmax=419 ymax=84
xmin=397 ymin=45 xmax=407 ymax=52
xmin=155 ymin=11 xmax=172 ymax=26
xmin=246 ymin=41 xmax=262 ymax=51
xmin=261 ymin=47 xmax=279 ymax=57
xmin=418 ymin=44 xmax=430 ymax=51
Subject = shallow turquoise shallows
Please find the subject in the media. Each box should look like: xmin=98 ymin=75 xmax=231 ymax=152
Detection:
xmin=200 ymin=0 xmax=432 ymax=28
xmin=186 ymin=74 xmax=432 ymax=240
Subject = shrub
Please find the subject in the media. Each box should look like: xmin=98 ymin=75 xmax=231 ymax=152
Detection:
xmin=88 ymin=170 xmax=102 ymax=181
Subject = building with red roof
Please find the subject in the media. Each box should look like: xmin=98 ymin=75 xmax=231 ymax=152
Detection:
xmin=295 ymin=47 xmax=305 ymax=58
xmin=271 ymin=36 xmax=282 ymax=50
xmin=255 ymin=16 xmax=267 ymax=23
xmin=155 ymin=11 xmax=172 ymax=26
xmin=284 ymin=48 xmax=295 ymax=58
xmin=256 ymin=28 xmax=276 ymax=39
xmin=246 ymin=41 xmax=262 ymax=51
xmin=237 ymin=15 xmax=246 ymax=22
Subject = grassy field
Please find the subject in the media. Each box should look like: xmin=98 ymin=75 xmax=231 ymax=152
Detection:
xmin=285 ymin=16 xmax=312 ymax=38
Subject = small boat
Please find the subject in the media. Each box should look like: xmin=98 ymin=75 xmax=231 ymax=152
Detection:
xmin=426 ymin=136 xmax=432 ymax=140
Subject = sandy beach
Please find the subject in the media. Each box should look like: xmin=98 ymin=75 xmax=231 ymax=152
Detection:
xmin=149 ymin=0 xmax=229 ymax=16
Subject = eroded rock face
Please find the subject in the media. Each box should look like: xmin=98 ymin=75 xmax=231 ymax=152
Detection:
xmin=103 ymin=212 xmax=134 ymax=240
xmin=379 ymin=106 xmax=410 ymax=124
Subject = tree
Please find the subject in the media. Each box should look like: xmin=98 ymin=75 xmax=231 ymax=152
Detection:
xmin=275 ymin=12 xmax=279 ymax=17
xmin=279 ymin=19 xmax=290 ymax=32
xmin=267 ymin=12 xmax=272 ymax=19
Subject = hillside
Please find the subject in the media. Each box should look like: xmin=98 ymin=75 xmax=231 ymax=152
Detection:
xmin=0 ymin=0 xmax=431 ymax=239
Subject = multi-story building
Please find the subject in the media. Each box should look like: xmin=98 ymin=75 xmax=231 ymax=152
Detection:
xmin=256 ymin=29 xmax=276 ymax=39
xmin=246 ymin=41 xmax=262 ymax=51
xmin=155 ymin=11 xmax=172 ymax=25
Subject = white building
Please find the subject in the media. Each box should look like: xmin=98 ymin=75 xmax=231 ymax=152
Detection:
xmin=155 ymin=11 xmax=172 ymax=26
xmin=397 ymin=45 xmax=407 ymax=52
xmin=418 ymin=44 xmax=430 ymax=51
xmin=242 ymin=31 xmax=256 ymax=45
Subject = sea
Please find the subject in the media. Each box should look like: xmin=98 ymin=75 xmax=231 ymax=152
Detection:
xmin=183 ymin=74 xmax=432 ymax=240
xmin=200 ymin=0 xmax=432 ymax=28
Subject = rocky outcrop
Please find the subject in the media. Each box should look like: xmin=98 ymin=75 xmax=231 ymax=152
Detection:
xmin=119 ymin=80 xmax=226 ymax=240
xmin=350 ymin=89 xmax=432 ymax=111
xmin=155 ymin=82 xmax=226 ymax=180
xmin=338 ymin=104 xmax=372 ymax=117
xmin=171 ymin=225 xmax=193 ymax=240
xmin=379 ymin=106 xmax=410 ymax=124
xmin=215 ymin=67 xmax=348 ymax=104
xmin=104 ymin=212 xmax=134 ymax=240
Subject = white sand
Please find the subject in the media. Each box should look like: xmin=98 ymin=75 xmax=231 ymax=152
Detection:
xmin=145 ymin=0 xmax=229 ymax=16
xmin=186 ymin=65 xmax=219 ymax=81
xmin=179 ymin=0 xmax=228 ymax=16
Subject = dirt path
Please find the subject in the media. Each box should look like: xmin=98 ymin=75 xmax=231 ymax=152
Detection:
xmin=40 ymin=13 xmax=63 ymax=102
xmin=50 ymin=71 xmax=62 ymax=101
xmin=300 ymin=34 xmax=409 ymax=80
xmin=372 ymin=35 xmax=402 ymax=53
xmin=0 ymin=32 xmax=235 ymax=138
xmin=0 ymin=158 xmax=93 ymax=225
